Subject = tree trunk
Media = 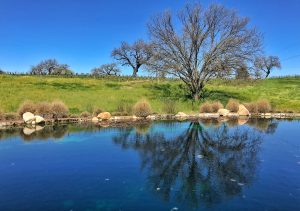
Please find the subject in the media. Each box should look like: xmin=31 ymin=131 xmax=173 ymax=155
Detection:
xmin=193 ymin=93 xmax=199 ymax=101
xmin=132 ymin=67 xmax=138 ymax=77
xmin=265 ymin=70 xmax=270 ymax=78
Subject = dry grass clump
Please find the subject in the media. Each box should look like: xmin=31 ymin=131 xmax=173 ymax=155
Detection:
xmin=133 ymin=100 xmax=152 ymax=117
xmin=4 ymin=112 xmax=20 ymax=121
xmin=17 ymin=101 xmax=36 ymax=116
xmin=163 ymin=100 xmax=177 ymax=114
xmin=225 ymin=99 xmax=240 ymax=112
xmin=244 ymin=102 xmax=258 ymax=113
xmin=36 ymin=102 xmax=52 ymax=118
xmin=211 ymin=101 xmax=223 ymax=112
xmin=116 ymin=102 xmax=132 ymax=116
xmin=80 ymin=111 xmax=91 ymax=118
xmin=199 ymin=102 xmax=212 ymax=113
xmin=51 ymin=101 xmax=68 ymax=118
xmin=256 ymin=99 xmax=272 ymax=113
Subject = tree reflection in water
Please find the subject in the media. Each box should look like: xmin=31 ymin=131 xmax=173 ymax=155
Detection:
xmin=113 ymin=121 xmax=264 ymax=208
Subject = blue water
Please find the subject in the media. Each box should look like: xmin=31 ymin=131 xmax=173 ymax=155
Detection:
xmin=0 ymin=119 xmax=299 ymax=210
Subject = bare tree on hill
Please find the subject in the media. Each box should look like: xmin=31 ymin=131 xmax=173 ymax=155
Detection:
xmin=147 ymin=3 xmax=262 ymax=100
xmin=254 ymin=56 xmax=281 ymax=78
xmin=30 ymin=59 xmax=73 ymax=75
xmin=91 ymin=63 xmax=120 ymax=76
xmin=112 ymin=40 xmax=153 ymax=77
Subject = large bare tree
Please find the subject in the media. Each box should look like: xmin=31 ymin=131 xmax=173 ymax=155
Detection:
xmin=254 ymin=56 xmax=281 ymax=78
xmin=91 ymin=63 xmax=120 ymax=76
xmin=148 ymin=3 xmax=262 ymax=100
xmin=112 ymin=40 xmax=153 ymax=77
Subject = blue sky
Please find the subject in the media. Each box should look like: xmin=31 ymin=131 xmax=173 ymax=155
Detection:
xmin=0 ymin=0 xmax=299 ymax=76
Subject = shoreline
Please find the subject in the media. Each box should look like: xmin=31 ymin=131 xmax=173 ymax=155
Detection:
xmin=1 ymin=112 xmax=300 ymax=129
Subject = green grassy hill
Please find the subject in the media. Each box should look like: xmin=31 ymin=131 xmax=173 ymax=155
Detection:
xmin=0 ymin=75 xmax=299 ymax=114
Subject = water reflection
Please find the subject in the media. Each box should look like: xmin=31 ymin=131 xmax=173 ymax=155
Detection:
xmin=113 ymin=121 xmax=264 ymax=208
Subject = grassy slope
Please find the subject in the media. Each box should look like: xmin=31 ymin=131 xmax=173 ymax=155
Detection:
xmin=0 ymin=75 xmax=299 ymax=113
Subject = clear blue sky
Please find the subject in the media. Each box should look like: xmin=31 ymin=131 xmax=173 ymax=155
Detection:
xmin=0 ymin=0 xmax=299 ymax=76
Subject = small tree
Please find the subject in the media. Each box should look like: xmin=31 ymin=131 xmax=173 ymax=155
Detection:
xmin=254 ymin=56 xmax=281 ymax=78
xmin=112 ymin=40 xmax=153 ymax=77
xmin=30 ymin=59 xmax=73 ymax=75
xmin=148 ymin=3 xmax=262 ymax=100
xmin=91 ymin=63 xmax=120 ymax=76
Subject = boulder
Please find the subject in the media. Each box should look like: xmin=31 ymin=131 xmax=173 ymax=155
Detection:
xmin=92 ymin=117 xmax=99 ymax=123
xmin=218 ymin=109 xmax=230 ymax=117
xmin=237 ymin=105 xmax=250 ymax=116
xmin=97 ymin=112 xmax=111 ymax=120
xmin=22 ymin=112 xmax=35 ymax=123
xmin=35 ymin=115 xmax=45 ymax=124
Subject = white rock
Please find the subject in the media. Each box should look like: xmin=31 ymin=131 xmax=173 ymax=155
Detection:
xmin=22 ymin=112 xmax=35 ymax=123
xmin=175 ymin=112 xmax=188 ymax=117
xmin=218 ymin=109 xmax=230 ymax=117
xmin=92 ymin=117 xmax=99 ymax=123
xmin=35 ymin=115 xmax=45 ymax=124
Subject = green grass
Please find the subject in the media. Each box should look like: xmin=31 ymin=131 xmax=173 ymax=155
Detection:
xmin=0 ymin=75 xmax=299 ymax=114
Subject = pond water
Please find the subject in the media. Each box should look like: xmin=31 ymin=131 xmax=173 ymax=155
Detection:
xmin=0 ymin=119 xmax=300 ymax=210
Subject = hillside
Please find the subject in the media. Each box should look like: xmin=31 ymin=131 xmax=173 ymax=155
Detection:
xmin=0 ymin=75 xmax=299 ymax=114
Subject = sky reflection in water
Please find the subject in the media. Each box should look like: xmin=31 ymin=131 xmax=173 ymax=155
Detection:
xmin=0 ymin=119 xmax=299 ymax=210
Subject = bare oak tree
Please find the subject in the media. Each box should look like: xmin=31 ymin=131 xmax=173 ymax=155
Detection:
xmin=148 ymin=3 xmax=262 ymax=100
xmin=112 ymin=40 xmax=152 ymax=77
xmin=30 ymin=59 xmax=73 ymax=75
xmin=91 ymin=63 xmax=120 ymax=76
xmin=254 ymin=56 xmax=281 ymax=78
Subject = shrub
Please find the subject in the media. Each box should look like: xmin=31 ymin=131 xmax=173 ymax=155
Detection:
xmin=225 ymin=99 xmax=239 ymax=112
xmin=93 ymin=108 xmax=103 ymax=116
xmin=51 ymin=101 xmax=68 ymax=118
xmin=80 ymin=111 xmax=91 ymax=118
xmin=36 ymin=102 xmax=52 ymax=118
xmin=17 ymin=101 xmax=36 ymax=116
xmin=133 ymin=100 xmax=152 ymax=117
xmin=256 ymin=99 xmax=272 ymax=113
xmin=163 ymin=100 xmax=177 ymax=114
xmin=4 ymin=112 xmax=20 ymax=121
xmin=244 ymin=102 xmax=258 ymax=113
xmin=211 ymin=101 xmax=223 ymax=112
xmin=199 ymin=102 xmax=212 ymax=113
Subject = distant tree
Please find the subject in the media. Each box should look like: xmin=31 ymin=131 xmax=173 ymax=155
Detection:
xmin=254 ymin=56 xmax=281 ymax=78
xmin=112 ymin=40 xmax=153 ymax=77
xmin=147 ymin=3 xmax=262 ymax=100
xmin=0 ymin=69 xmax=5 ymax=74
xmin=30 ymin=59 xmax=73 ymax=75
xmin=91 ymin=63 xmax=120 ymax=76
xmin=236 ymin=64 xmax=250 ymax=80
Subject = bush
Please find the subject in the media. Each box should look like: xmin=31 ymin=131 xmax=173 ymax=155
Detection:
xmin=225 ymin=99 xmax=239 ymax=112
xmin=4 ymin=112 xmax=20 ymax=121
xmin=17 ymin=101 xmax=36 ymax=116
xmin=51 ymin=101 xmax=68 ymax=118
xmin=36 ymin=102 xmax=52 ymax=118
xmin=93 ymin=108 xmax=103 ymax=116
xmin=211 ymin=101 xmax=223 ymax=112
xmin=256 ymin=99 xmax=272 ymax=113
xmin=133 ymin=100 xmax=152 ymax=117
xmin=199 ymin=102 xmax=212 ymax=113
xmin=244 ymin=102 xmax=258 ymax=113
xmin=163 ymin=100 xmax=177 ymax=114
xmin=80 ymin=111 xmax=91 ymax=118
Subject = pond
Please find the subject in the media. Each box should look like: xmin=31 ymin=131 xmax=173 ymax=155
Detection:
xmin=0 ymin=119 xmax=299 ymax=210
